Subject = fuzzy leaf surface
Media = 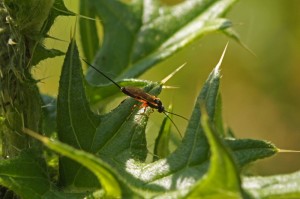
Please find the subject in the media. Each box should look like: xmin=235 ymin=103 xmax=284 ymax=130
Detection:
xmin=243 ymin=171 xmax=300 ymax=199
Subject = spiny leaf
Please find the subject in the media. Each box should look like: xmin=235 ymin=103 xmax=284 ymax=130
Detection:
xmin=225 ymin=138 xmax=278 ymax=168
xmin=83 ymin=0 xmax=239 ymax=104
xmin=42 ymin=0 xmax=75 ymax=35
xmin=31 ymin=45 xmax=64 ymax=66
xmin=57 ymin=39 xmax=161 ymax=189
xmin=57 ymin=39 xmax=101 ymax=188
xmin=116 ymin=46 xmax=229 ymax=194
xmin=106 ymin=45 xmax=277 ymax=197
xmin=36 ymin=41 xmax=279 ymax=198
xmin=29 ymin=0 xmax=74 ymax=66
xmin=186 ymin=110 xmax=242 ymax=199
xmin=57 ymin=39 xmax=100 ymax=151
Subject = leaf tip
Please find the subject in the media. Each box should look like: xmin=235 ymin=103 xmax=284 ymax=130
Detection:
xmin=278 ymin=148 xmax=300 ymax=153
xmin=214 ymin=42 xmax=229 ymax=75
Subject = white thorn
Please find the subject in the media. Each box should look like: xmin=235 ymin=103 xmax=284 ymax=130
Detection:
xmin=161 ymin=63 xmax=186 ymax=84
xmin=214 ymin=42 xmax=229 ymax=75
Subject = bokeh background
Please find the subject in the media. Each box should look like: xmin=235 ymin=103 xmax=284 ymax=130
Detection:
xmin=34 ymin=0 xmax=300 ymax=176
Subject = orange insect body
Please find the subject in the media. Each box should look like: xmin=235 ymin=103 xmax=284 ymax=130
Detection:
xmin=121 ymin=86 xmax=164 ymax=113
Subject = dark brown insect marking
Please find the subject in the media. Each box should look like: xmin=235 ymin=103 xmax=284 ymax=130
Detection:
xmin=121 ymin=86 xmax=165 ymax=113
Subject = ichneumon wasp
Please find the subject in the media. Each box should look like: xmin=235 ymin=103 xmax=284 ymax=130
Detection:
xmin=82 ymin=59 xmax=188 ymax=138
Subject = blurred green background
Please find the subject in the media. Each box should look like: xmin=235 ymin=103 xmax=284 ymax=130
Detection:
xmin=34 ymin=0 xmax=300 ymax=175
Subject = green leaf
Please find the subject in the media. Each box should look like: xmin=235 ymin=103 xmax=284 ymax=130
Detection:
xmin=243 ymin=171 xmax=300 ymax=198
xmin=8 ymin=0 xmax=296 ymax=197
xmin=117 ymin=47 xmax=230 ymax=195
xmin=186 ymin=110 xmax=242 ymax=198
xmin=214 ymin=93 xmax=225 ymax=137
xmin=33 ymin=40 xmax=280 ymax=198
xmin=84 ymin=0 xmax=239 ymax=87
xmin=114 ymin=46 xmax=276 ymax=197
xmin=27 ymin=0 xmax=74 ymax=66
xmin=31 ymin=45 xmax=64 ymax=66
xmin=79 ymin=1 xmax=100 ymax=62
xmin=0 ymin=150 xmax=49 ymax=199
xmin=24 ymin=130 xmax=125 ymax=198
xmin=57 ymin=39 xmax=101 ymax=188
xmin=57 ymin=39 xmax=100 ymax=152
xmin=41 ymin=0 xmax=75 ymax=35
xmin=0 ymin=149 xmax=72 ymax=199
xmin=57 ymin=39 xmax=162 ymax=189
xmin=153 ymin=111 xmax=173 ymax=161
xmin=225 ymin=138 xmax=278 ymax=168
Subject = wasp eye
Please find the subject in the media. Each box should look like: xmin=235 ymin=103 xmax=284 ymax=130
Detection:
xmin=158 ymin=105 xmax=164 ymax=113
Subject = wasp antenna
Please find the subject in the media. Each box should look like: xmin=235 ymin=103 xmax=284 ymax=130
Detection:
xmin=82 ymin=59 xmax=122 ymax=89
xmin=163 ymin=110 xmax=189 ymax=121
xmin=163 ymin=112 xmax=183 ymax=139
xmin=161 ymin=63 xmax=186 ymax=84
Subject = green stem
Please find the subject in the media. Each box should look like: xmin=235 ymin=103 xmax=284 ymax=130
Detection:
xmin=0 ymin=0 xmax=53 ymax=157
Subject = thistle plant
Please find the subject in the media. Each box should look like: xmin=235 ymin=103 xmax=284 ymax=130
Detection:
xmin=0 ymin=1 xmax=299 ymax=199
